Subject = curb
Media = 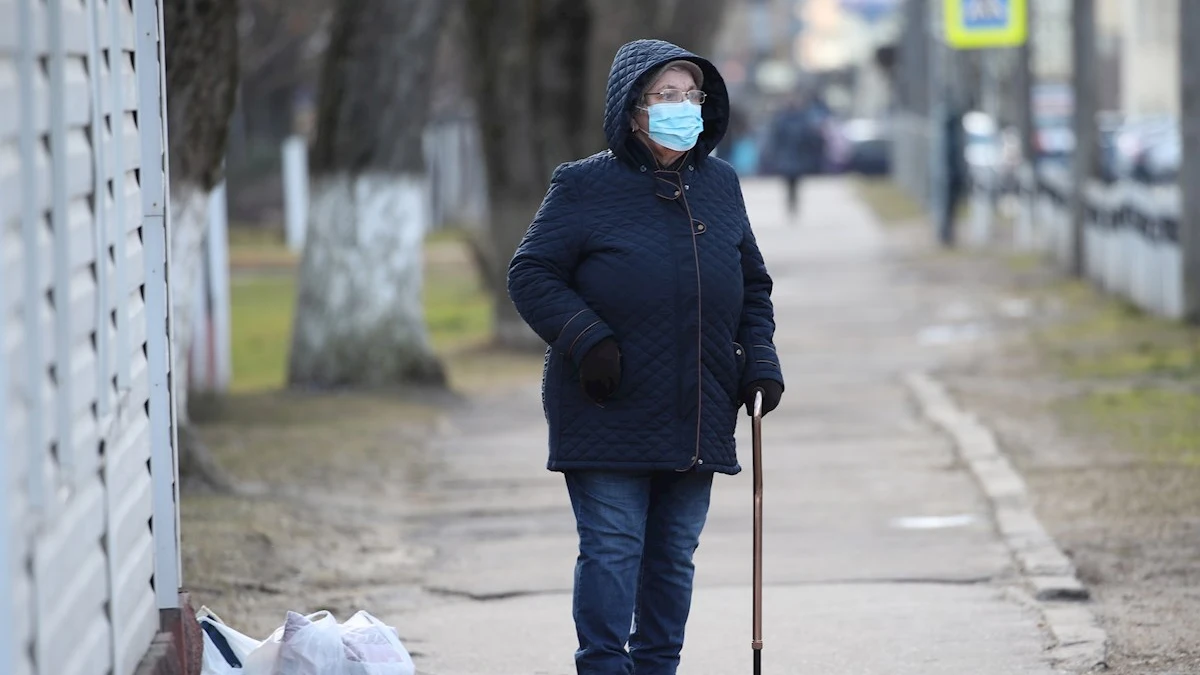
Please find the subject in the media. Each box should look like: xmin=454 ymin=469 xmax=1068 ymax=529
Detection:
xmin=905 ymin=372 xmax=1107 ymax=673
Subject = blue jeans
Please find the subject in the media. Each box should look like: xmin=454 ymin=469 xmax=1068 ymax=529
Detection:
xmin=565 ymin=470 xmax=714 ymax=675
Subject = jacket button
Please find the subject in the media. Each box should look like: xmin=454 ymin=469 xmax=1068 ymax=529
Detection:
xmin=674 ymin=190 xmax=680 ymax=197
xmin=695 ymin=223 xmax=705 ymax=232
xmin=688 ymin=165 xmax=695 ymax=171
xmin=736 ymin=348 xmax=743 ymax=356
xmin=697 ymin=459 xmax=704 ymax=465
xmin=684 ymin=184 xmax=690 ymax=190
xmin=640 ymin=166 xmax=647 ymax=172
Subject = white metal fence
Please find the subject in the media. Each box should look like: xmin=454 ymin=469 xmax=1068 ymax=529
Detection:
xmin=1013 ymin=165 xmax=1185 ymax=318
xmin=890 ymin=112 xmax=937 ymax=212
xmin=1 ymin=0 xmax=180 ymax=673
xmin=891 ymin=112 xmax=1189 ymax=320
xmin=424 ymin=115 xmax=488 ymax=233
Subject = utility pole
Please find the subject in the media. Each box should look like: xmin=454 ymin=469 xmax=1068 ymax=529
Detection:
xmin=1180 ymin=0 xmax=1200 ymax=321
xmin=1068 ymin=0 xmax=1096 ymax=277
xmin=1016 ymin=3 xmax=1036 ymax=163
xmin=928 ymin=0 xmax=945 ymax=231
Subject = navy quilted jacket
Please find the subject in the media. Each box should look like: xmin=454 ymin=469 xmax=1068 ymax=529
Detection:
xmin=507 ymin=39 xmax=784 ymax=475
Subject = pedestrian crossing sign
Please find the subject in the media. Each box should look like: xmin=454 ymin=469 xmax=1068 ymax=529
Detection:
xmin=943 ymin=0 xmax=1027 ymax=49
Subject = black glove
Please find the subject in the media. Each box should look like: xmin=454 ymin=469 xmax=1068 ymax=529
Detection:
xmin=742 ymin=379 xmax=783 ymax=416
xmin=579 ymin=338 xmax=621 ymax=403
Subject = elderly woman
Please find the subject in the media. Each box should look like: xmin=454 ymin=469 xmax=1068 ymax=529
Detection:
xmin=507 ymin=39 xmax=784 ymax=674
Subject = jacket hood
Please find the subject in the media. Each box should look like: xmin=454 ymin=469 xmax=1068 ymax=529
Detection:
xmin=603 ymin=39 xmax=730 ymax=167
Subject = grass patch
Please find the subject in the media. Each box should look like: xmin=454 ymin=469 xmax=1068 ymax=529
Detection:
xmin=228 ymin=226 xmax=298 ymax=270
xmin=1003 ymin=251 xmax=1043 ymax=274
xmin=424 ymin=238 xmax=492 ymax=352
xmin=852 ymin=176 xmax=927 ymax=224
xmin=181 ymin=387 xmax=440 ymax=637
xmin=229 ymin=226 xmax=285 ymax=247
xmin=1032 ymin=285 xmax=1200 ymax=380
xmin=230 ymin=273 xmax=296 ymax=393
xmin=1025 ymin=262 xmax=1200 ymax=468
xmin=186 ymin=229 xmax=533 ymax=635
xmin=1058 ymin=388 xmax=1200 ymax=465
xmin=226 ymin=231 xmax=521 ymax=393
xmin=192 ymin=390 xmax=436 ymax=485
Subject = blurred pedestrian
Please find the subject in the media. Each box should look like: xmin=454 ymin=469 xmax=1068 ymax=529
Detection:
xmin=765 ymin=91 xmax=827 ymax=221
xmin=939 ymin=99 xmax=969 ymax=247
xmin=507 ymin=38 xmax=785 ymax=675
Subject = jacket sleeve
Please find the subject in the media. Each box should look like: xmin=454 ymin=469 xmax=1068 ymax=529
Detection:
xmin=507 ymin=165 xmax=614 ymax=367
xmin=736 ymin=200 xmax=785 ymax=392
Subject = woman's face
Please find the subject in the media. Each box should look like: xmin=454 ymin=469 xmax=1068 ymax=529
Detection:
xmin=633 ymin=68 xmax=699 ymax=139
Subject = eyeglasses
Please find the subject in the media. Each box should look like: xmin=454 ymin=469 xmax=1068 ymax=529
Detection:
xmin=645 ymin=89 xmax=707 ymax=105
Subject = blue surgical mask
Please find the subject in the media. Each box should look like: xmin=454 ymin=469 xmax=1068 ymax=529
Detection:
xmin=643 ymin=102 xmax=704 ymax=152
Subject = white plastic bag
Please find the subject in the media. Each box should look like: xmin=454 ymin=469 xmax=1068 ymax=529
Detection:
xmin=276 ymin=611 xmax=345 ymax=675
xmin=339 ymin=611 xmax=416 ymax=675
xmin=197 ymin=607 xmax=264 ymax=675
xmin=200 ymin=606 xmax=415 ymax=675
xmin=271 ymin=609 xmax=415 ymax=675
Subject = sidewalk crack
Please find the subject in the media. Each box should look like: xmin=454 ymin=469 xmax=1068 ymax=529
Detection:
xmin=424 ymin=586 xmax=571 ymax=602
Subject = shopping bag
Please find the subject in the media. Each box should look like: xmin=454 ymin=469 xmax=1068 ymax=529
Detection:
xmin=276 ymin=611 xmax=344 ymax=675
xmin=339 ymin=611 xmax=416 ymax=675
xmin=199 ymin=606 xmax=416 ymax=675
xmin=197 ymin=607 xmax=264 ymax=675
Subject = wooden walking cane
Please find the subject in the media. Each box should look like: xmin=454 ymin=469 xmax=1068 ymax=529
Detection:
xmin=752 ymin=389 xmax=764 ymax=675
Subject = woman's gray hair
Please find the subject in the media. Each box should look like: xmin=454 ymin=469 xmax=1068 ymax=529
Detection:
xmin=639 ymin=60 xmax=704 ymax=102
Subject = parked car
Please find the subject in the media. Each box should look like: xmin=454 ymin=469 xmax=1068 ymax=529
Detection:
xmin=959 ymin=111 xmax=1020 ymax=193
xmin=1096 ymin=110 xmax=1126 ymax=182
xmin=1104 ymin=115 xmax=1176 ymax=183
xmin=1030 ymin=82 xmax=1075 ymax=167
xmin=840 ymin=117 xmax=891 ymax=175
xmin=1132 ymin=127 xmax=1180 ymax=184
xmin=962 ymin=111 xmax=999 ymax=167
xmin=1032 ymin=116 xmax=1075 ymax=166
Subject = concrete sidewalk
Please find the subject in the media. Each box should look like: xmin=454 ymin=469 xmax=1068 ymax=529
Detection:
xmin=392 ymin=178 xmax=1064 ymax=675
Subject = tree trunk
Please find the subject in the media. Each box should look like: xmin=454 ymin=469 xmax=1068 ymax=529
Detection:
xmin=288 ymin=0 xmax=448 ymax=387
xmin=163 ymin=0 xmax=240 ymax=491
xmin=580 ymin=0 xmax=729 ymax=155
xmin=581 ymin=0 xmax=658 ymax=155
xmin=1069 ymin=0 xmax=1096 ymax=277
xmin=1180 ymin=0 xmax=1200 ymax=322
xmin=1016 ymin=21 xmax=1036 ymax=163
xmin=653 ymin=0 xmax=730 ymax=56
xmin=462 ymin=0 xmax=730 ymax=349
xmin=463 ymin=0 xmax=590 ymax=349
xmin=488 ymin=194 xmax=551 ymax=349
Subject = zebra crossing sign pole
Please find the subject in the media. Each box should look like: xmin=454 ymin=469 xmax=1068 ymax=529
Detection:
xmin=944 ymin=0 xmax=1027 ymax=49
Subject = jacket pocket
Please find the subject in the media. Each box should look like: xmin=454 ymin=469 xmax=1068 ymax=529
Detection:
xmin=720 ymin=341 xmax=747 ymax=402
xmin=733 ymin=342 xmax=747 ymax=379
xmin=542 ymin=347 xmax=561 ymax=419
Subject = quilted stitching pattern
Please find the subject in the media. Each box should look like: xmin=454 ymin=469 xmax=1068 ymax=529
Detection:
xmin=508 ymin=40 xmax=784 ymax=476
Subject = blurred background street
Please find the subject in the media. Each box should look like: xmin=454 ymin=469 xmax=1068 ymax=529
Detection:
xmin=4 ymin=0 xmax=1200 ymax=674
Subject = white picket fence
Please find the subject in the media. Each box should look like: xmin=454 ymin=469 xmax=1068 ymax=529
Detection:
xmin=1 ymin=0 xmax=181 ymax=674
